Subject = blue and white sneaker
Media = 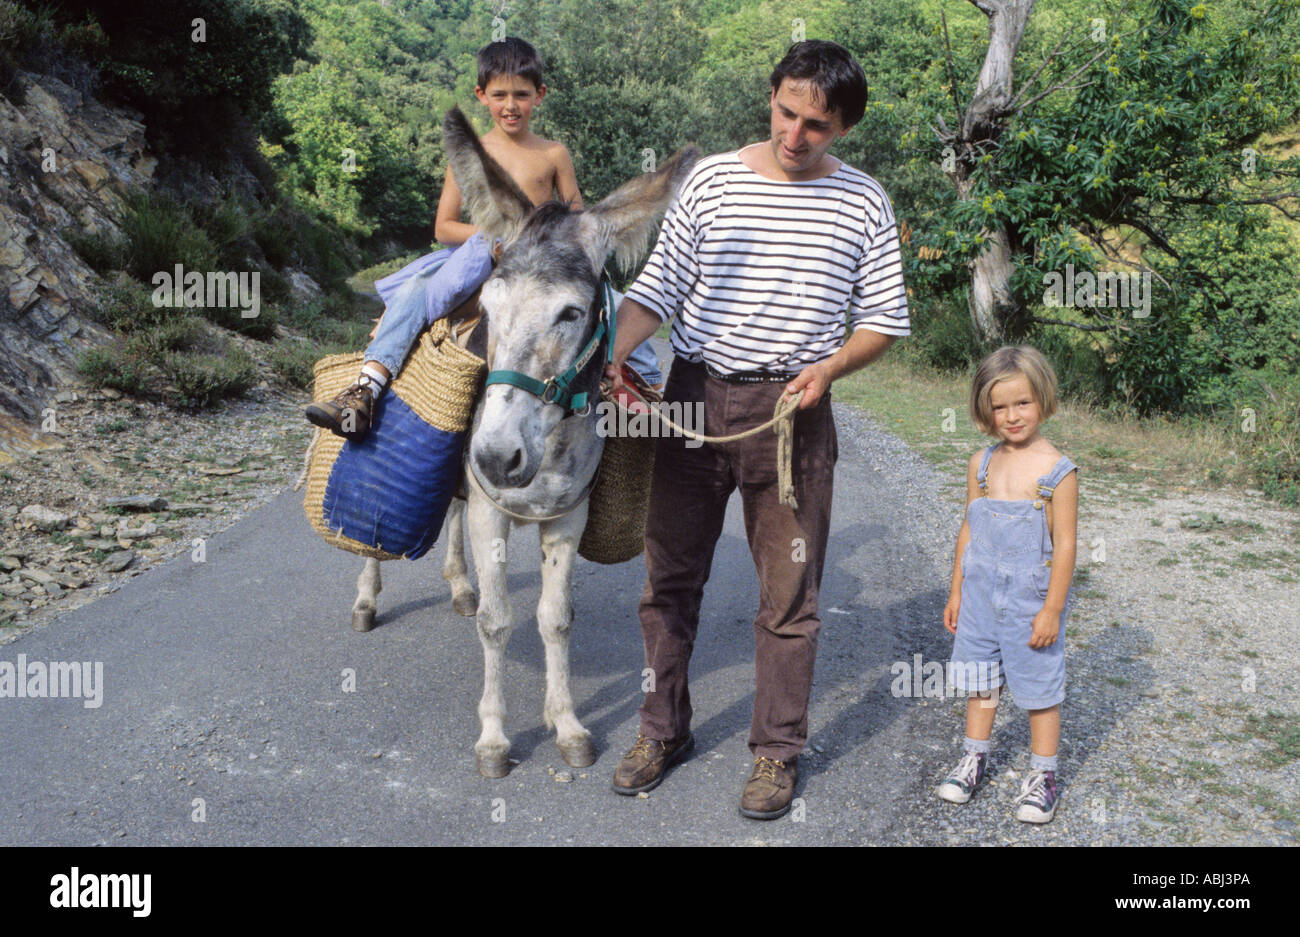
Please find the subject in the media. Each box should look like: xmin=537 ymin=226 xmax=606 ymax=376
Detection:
xmin=1014 ymin=769 xmax=1059 ymax=823
xmin=937 ymin=750 xmax=986 ymax=804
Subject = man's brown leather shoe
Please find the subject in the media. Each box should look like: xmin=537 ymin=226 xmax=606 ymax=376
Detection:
xmin=739 ymin=756 xmax=798 ymax=820
xmin=611 ymin=732 xmax=694 ymax=795
xmin=305 ymin=379 xmax=377 ymax=442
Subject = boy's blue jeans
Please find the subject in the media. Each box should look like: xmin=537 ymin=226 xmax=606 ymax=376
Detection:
xmin=365 ymin=234 xmax=663 ymax=385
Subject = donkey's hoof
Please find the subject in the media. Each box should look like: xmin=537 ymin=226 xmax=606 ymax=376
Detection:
xmin=557 ymin=735 xmax=596 ymax=769
xmin=476 ymin=749 xmax=511 ymax=778
xmin=452 ymin=591 xmax=477 ymax=618
xmin=351 ymin=608 xmax=376 ymax=632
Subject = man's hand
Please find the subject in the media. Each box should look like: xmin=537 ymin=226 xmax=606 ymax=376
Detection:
xmin=783 ymin=328 xmax=897 ymax=410
xmin=785 ymin=360 xmax=833 ymax=409
xmin=603 ymin=361 xmax=627 ymax=394
xmin=607 ymin=296 xmax=665 ymax=397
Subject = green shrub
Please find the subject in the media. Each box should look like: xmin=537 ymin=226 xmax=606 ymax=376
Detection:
xmin=255 ymin=264 xmax=292 ymax=305
xmin=120 ymin=189 xmax=218 ymax=283
xmin=65 ymin=226 xmax=127 ymax=275
xmin=76 ymin=343 xmax=151 ymax=396
xmin=1032 ymin=322 xmax=1108 ymax=407
xmin=268 ymin=338 xmax=326 ymax=390
xmin=201 ymin=297 xmax=279 ymax=341
xmin=901 ymin=292 xmax=983 ymax=374
xmin=192 ymin=194 xmax=255 ymax=269
xmin=0 ymin=1 xmax=53 ymax=99
xmin=1246 ymin=387 xmax=1300 ymax=506
xmin=1108 ymin=216 xmax=1300 ymax=416
xmin=162 ymin=348 xmax=256 ymax=408
xmin=285 ymin=293 xmax=373 ymax=348
xmin=136 ymin=316 xmax=210 ymax=356
xmin=91 ymin=275 xmax=168 ymax=331
xmin=252 ymin=205 xmax=298 ymax=268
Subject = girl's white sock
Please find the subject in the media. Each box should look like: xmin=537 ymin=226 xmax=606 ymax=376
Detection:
xmin=964 ymin=736 xmax=991 ymax=755
xmin=1029 ymin=752 xmax=1059 ymax=772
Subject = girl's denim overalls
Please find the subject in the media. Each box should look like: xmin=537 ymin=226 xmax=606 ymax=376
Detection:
xmin=948 ymin=444 xmax=1078 ymax=710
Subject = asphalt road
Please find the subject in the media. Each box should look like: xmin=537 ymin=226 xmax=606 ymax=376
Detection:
xmin=0 ymin=401 xmax=962 ymax=846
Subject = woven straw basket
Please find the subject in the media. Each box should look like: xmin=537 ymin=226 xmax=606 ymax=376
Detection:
xmin=578 ymin=379 xmax=660 ymax=565
xmin=303 ymin=318 xmax=486 ymax=560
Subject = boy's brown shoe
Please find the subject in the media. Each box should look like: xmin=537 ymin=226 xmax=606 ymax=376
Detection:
xmin=739 ymin=756 xmax=798 ymax=820
xmin=305 ymin=380 xmax=377 ymax=442
xmin=611 ymin=732 xmax=694 ymax=795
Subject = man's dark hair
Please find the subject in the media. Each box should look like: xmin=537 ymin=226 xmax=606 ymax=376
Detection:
xmin=477 ymin=37 xmax=545 ymax=91
xmin=769 ymin=40 xmax=867 ymax=129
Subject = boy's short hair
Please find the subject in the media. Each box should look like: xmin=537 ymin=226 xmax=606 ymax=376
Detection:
xmin=970 ymin=345 xmax=1060 ymax=435
xmin=769 ymin=40 xmax=868 ymax=129
xmin=477 ymin=37 xmax=544 ymax=91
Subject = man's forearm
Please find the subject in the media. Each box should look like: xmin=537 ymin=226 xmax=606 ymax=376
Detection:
xmin=821 ymin=327 xmax=896 ymax=382
xmin=611 ymin=297 xmax=665 ymax=366
xmin=785 ymin=325 xmax=898 ymax=408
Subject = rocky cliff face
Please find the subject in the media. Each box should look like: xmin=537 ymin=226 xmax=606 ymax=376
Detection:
xmin=0 ymin=70 xmax=158 ymax=432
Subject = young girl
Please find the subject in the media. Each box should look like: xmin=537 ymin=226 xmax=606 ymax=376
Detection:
xmin=939 ymin=345 xmax=1079 ymax=823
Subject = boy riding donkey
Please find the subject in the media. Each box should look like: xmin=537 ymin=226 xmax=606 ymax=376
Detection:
xmin=306 ymin=38 xmax=662 ymax=441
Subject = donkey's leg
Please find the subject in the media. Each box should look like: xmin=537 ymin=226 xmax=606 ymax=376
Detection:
xmin=441 ymin=497 xmax=477 ymax=617
xmin=538 ymin=506 xmax=595 ymax=768
xmin=466 ymin=491 xmax=514 ymax=777
xmin=351 ymin=558 xmax=382 ymax=632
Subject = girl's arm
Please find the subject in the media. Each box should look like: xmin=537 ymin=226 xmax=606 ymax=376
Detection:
xmin=1030 ymin=468 xmax=1079 ymax=648
xmin=944 ymin=451 xmax=982 ymax=634
xmin=434 ymin=166 xmax=479 ymax=246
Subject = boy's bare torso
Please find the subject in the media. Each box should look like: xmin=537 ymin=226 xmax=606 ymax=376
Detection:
xmin=481 ymin=130 xmax=566 ymax=205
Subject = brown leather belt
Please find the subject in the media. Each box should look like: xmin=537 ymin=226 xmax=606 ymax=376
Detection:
xmin=704 ymin=362 xmax=798 ymax=384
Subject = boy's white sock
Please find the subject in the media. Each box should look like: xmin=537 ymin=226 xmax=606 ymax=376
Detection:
xmin=360 ymin=363 xmax=390 ymax=392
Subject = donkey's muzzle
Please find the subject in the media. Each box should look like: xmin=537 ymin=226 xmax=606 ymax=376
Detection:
xmin=472 ymin=436 xmax=537 ymax=489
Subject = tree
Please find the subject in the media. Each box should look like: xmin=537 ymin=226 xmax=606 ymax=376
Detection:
xmin=914 ymin=0 xmax=1300 ymax=367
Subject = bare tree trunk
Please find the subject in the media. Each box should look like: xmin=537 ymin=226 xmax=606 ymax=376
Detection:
xmin=945 ymin=0 xmax=1036 ymax=343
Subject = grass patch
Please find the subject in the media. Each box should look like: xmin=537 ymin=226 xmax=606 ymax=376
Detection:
xmin=1244 ymin=712 xmax=1300 ymax=766
xmin=93 ymin=417 xmax=131 ymax=435
xmin=831 ymin=352 xmax=1300 ymax=505
xmin=1234 ymin=550 xmax=1296 ymax=571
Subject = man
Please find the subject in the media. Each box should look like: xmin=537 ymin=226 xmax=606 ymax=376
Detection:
xmin=606 ymin=40 xmax=910 ymax=819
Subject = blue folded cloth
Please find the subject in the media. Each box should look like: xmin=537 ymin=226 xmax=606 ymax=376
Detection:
xmin=374 ymin=233 xmax=494 ymax=326
xmin=373 ymin=235 xmax=663 ymax=385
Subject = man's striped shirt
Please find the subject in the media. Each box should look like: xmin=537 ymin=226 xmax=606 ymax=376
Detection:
xmin=625 ymin=147 xmax=910 ymax=375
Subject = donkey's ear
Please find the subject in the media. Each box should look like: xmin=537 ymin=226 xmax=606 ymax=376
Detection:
xmin=442 ymin=107 xmax=533 ymax=244
xmin=579 ymin=146 xmax=700 ymax=274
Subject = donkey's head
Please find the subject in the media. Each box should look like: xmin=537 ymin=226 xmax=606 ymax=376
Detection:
xmin=442 ymin=107 xmax=698 ymax=490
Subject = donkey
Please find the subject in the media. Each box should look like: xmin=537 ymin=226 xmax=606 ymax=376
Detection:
xmin=351 ymin=107 xmax=697 ymax=778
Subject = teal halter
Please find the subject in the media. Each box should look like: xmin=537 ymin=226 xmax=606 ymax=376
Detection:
xmin=483 ymin=270 xmax=617 ymax=417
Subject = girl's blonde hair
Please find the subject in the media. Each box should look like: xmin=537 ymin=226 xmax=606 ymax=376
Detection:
xmin=970 ymin=345 xmax=1059 ymax=435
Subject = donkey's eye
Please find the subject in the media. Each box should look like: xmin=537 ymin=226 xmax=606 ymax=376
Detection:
xmin=557 ymin=305 xmax=584 ymax=323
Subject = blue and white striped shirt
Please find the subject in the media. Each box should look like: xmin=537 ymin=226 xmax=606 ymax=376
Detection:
xmin=625 ymin=147 xmax=910 ymax=375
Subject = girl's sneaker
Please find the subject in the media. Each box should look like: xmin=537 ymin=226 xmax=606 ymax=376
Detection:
xmin=1014 ymin=769 xmax=1058 ymax=823
xmin=937 ymin=751 xmax=986 ymax=803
